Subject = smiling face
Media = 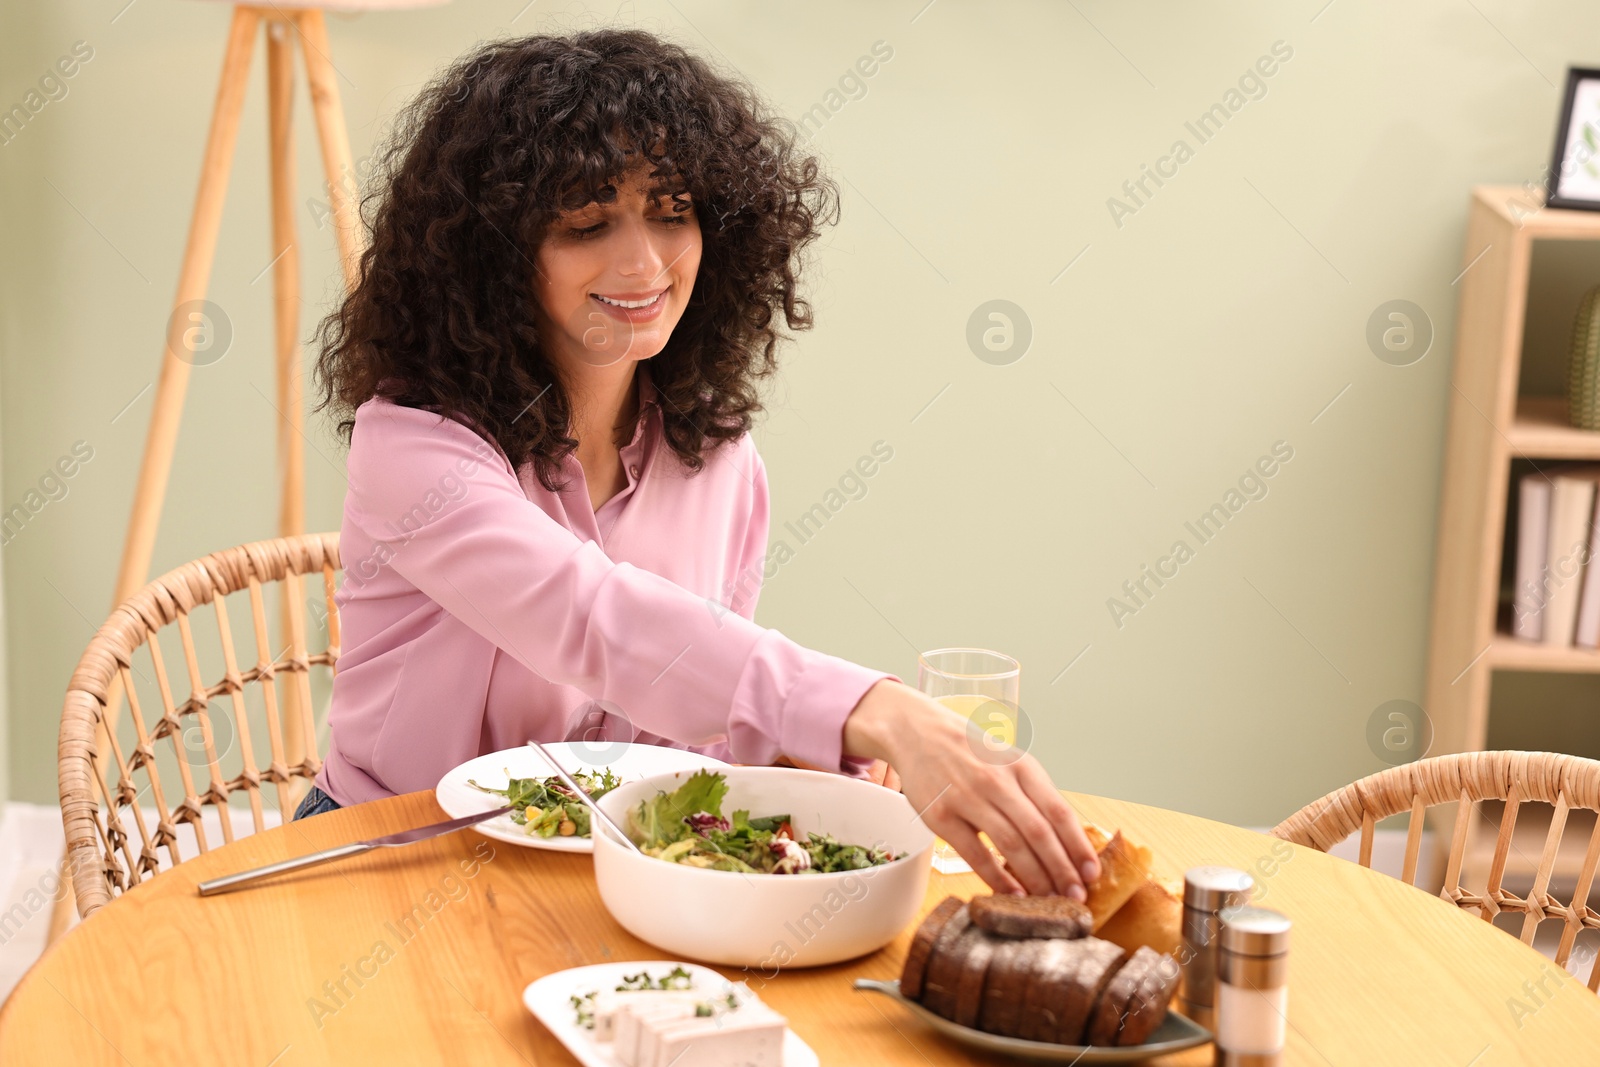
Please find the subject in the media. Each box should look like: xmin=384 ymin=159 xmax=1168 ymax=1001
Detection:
xmin=532 ymin=160 xmax=703 ymax=379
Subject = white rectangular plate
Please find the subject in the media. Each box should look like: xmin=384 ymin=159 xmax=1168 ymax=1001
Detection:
xmin=523 ymin=959 xmax=818 ymax=1067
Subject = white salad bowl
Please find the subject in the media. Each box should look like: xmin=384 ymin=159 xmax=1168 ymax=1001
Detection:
xmin=591 ymin=765 xmax=936 ymax=969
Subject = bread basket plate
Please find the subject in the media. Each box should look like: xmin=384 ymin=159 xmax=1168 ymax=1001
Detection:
xmin=523 ymin=960 xmax=818 ymax=1066
xmin=435 ymin=742 xmax=730 ymax=852
xmin=852 ymin=978 xmax=1212 ymax=1063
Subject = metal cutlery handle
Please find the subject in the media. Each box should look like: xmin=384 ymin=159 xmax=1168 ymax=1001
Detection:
xmin=197 ymin=842 xmax=374 ymax=896
xmin=526 ymin=740 xmax=644 ymax=854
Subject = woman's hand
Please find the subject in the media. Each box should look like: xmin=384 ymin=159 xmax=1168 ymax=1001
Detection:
xmin=841 ymin=679 xmax=1100 ymax=899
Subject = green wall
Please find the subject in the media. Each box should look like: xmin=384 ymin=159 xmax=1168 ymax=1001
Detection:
xmin=4 ymin=0 xmax=1597 ymax=824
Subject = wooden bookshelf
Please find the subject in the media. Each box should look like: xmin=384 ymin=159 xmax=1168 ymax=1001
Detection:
xmin=1424 ymin=186 xmax=1600 ymax=881
xmin=1488 ymin=634 xmax=1600 ymax=673
xmin=1509 ymin=395 xmax=1600 ymax=460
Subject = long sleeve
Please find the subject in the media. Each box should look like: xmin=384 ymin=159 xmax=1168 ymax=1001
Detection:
xmin=727 ymin=449 xmax=771 ymax=623
xmin=727 ymin=445 xmax=897 ymax=777
xmin=343 ymin=398 xmax=892 ymax=774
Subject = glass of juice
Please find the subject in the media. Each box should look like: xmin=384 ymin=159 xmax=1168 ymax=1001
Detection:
xmin=915 ymin=647 xmax=1021 ymax=874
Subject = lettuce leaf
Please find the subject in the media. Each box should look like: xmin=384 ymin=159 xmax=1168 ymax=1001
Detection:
xmin=630 ymin=769 xmax=729 ymax=849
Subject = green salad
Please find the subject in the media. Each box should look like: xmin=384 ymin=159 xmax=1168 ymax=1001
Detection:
xmin=467 ymin=767 xmax=621 ymax=839
xmin=626 ymin=769 xmax=904 ymax=874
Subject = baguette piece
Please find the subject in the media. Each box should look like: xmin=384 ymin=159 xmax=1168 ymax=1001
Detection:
xmin=970 ymin=893 xmax=1092 ymax=939
xmin=1096 ymin=877 xmax=1182 ymax=958
xmin=901 ymin=896 xmax=964 ymax=1000
xmin=1083 ymin=829 xmax=1153 ymax=930
xmin=1085 ymin=945 xmax=1180 ymax=1046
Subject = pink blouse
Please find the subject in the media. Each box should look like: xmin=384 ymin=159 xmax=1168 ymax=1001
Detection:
xmin=315 ymin=362 xmax=899 ymax=806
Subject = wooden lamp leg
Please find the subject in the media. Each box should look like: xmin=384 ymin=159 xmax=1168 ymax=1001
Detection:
xmin=296 ymin=9 xmax=364 ymax=294
xmin=265 ymin=17 xmax=309 ymax=789
xmin=112 ymin=5 xmax=262 ymax=619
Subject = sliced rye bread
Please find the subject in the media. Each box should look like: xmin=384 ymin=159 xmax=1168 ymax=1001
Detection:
xmin=1117 ymin=948 xmax=1181 ymax=1046
xmin=969 ymin=893 xmax=1093 ymax=939
xmin=1015 ymin=938 xmax=1082 ymax=1042
xmin=949 ymin=926 xmax=1001 ymax=1028
xmin=1085 ymin=947 xmax=1146 ymax=1046
xmin=900 ymin=896 xmax=965 ymax=1001
xmin=1085 ymin=945 xmax=1179 ymax=1047
xmin=976 ymin=936 xmax=1048 ymax=1038
xmin=918 ymin=903 xmax=974 ymax=1018
xmin=1053 ymin=938 xmax=1129 ymax=1045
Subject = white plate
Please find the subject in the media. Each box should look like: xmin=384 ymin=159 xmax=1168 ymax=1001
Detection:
xmin=523 ymin=959 xmax=818 ymax=1067
xmin=434 ymin=742 xmax=731 ymax=852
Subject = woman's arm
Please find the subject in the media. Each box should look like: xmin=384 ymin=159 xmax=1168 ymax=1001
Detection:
xmin=343 ymin=399 xmax=889 ymax=774
xmin=733 ymin=446 xmax=1087 ymax=893
xmin=844 ymin=678 xmax=1101 ymax=900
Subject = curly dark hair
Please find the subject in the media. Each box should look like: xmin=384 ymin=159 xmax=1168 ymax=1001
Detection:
xmin=311 ymin=27 xmax=840 ymax=492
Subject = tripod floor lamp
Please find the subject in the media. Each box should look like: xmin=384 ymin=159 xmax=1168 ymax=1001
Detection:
xmin=51 ymin=0 xmax=446 ymax=943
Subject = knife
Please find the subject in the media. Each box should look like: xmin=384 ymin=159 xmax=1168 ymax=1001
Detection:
xmin=196 ymin=803 xmax=515 ymax=897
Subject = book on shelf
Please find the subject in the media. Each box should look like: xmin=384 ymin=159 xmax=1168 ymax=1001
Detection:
xmin=1513 ymin=473 xmax=1550 ymax=640
xmin=1512 ymin=465 xmax=1600 ymax=648
xmin=1545 ymin=469 xmax=1596 ymax=646
xmin=1579 ymin=490 xmax=1600 ymax=648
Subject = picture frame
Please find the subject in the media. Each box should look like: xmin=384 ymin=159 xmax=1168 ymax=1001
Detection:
xmin=1545 ymin=66 xmax=1600 ymax=211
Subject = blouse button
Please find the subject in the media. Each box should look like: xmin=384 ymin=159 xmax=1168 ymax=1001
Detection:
xmin=629 ymin=464 xmax=640 ymax=478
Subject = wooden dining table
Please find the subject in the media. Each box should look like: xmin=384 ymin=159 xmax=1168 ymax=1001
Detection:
xmin=4 ymin=787 xmax=1600 ymax=1065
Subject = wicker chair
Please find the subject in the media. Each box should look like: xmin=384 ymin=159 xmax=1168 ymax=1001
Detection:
xmin=56 ymin=532 xmax=342 ymax=924
xmin=1271 ymin=750 xmax=1600 ymax=991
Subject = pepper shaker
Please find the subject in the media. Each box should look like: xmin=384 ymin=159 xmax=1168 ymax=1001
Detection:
xmin=1214 ymin=904 xmax=1291 ymax=1066
xmin=1180 ymin=866 xmax=1255 ymax=1028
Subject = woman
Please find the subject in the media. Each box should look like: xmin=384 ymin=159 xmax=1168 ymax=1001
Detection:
xmin=300 ymin=27 xmax=1099 ymax=900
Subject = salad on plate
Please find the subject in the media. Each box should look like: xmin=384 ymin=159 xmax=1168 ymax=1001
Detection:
xmin=468 ymin=767 xmax=621 ymax=839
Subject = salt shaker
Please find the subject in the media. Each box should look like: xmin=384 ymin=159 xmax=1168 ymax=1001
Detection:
xmin=1179 ymin=866 xmax=1255 ymax=1028
xmin=1214 ymin=904 xmax=1291 ymax=1066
